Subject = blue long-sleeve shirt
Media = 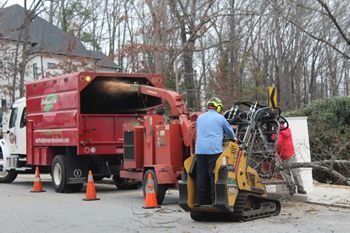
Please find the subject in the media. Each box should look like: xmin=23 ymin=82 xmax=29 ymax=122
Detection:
xmin=195 ymin=109 xmax=236 ymax=154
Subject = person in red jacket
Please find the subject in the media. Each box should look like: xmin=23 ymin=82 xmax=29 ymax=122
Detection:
xmin=276 ymin=122 xmax=307 ymax=195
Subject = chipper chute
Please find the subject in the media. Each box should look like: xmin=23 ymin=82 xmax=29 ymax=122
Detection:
xmin=179 ymin=103 xmax=282 ymax=221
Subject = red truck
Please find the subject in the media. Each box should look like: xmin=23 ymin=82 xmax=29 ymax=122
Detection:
xmin=0 ymin=71 xmax=197 ymax=203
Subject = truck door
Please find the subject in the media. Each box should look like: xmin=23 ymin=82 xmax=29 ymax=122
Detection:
xmin=6 ymin=107 xmax=18 ymax=154
xmin=16 ymin=107 xmax=26 ymax=155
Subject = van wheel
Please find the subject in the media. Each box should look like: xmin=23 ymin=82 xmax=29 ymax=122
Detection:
xmin=0 ymin=170 xmax=18 ymax=183
xmin=142 ymin=169 xmax=167 ymax=205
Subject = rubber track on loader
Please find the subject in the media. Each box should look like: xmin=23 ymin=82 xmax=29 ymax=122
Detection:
xmin=230 ymin=191 xmax=281 ymax=221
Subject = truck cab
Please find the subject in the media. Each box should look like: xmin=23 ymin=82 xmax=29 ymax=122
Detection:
xmin=0 ymin=97 xmax=31 ymax=183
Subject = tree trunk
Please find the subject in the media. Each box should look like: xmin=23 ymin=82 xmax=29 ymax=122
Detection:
xmin=49 ymin=0 xmax=54 ymax=24
xmin=272 ymin=1 xmax=286 ymax=110
xmin=228 ymin=0 xmax=238 ymax=99
xmin=60 ymin=0 xmax=68 ymax=32
xmin=280 ymin=161 xmax=350 ymax=186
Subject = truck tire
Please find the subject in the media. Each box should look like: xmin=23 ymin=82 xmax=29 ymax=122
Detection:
xmin=52 ymin=155 xmax=67 ymax=193
xmin=142 ymin=169 xmax=167 ymax=205
xmin=51 ymin=155 xmax=83 ymax=193
xmin=0 ymin=170 xmax=18 ymax=183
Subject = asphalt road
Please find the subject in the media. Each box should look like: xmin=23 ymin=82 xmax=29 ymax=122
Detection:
xmin=0 ymin=174 xmax=349 ymax=233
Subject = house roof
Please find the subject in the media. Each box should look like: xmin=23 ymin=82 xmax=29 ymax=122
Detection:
xmin=0 ymin=4 xmax=121 ymax=70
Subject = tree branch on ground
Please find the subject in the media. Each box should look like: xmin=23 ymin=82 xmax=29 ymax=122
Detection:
xmin=279 ymin=161 xmax=350 ymax=186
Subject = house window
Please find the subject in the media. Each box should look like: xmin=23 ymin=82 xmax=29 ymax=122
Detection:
xmin=33 ymin=63 xmax=38 ymax=80
xmin=47 ymin=62 xmax=56 ymax=69
xmin=1 ymin=99 xmax=6 ymax=108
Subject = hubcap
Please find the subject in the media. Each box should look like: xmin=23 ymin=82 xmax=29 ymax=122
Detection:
xmin=53 ymin=163 xmax=62 ymax=186
xmin=0 ymin=170 xmax=9 ymax=178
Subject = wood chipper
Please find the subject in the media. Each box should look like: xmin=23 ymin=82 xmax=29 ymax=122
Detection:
xmin=179 ymin=102 xmax=283 ymax=221
xmin=118 ymin=84 xmax=199 ymax=204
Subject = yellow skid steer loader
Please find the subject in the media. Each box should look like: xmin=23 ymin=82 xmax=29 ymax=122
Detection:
xmin=179 ymin=103 xmax=283 ymax=221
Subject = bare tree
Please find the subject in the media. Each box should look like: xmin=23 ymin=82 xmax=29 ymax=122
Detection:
xmin=11 ymin=0 xmax=43 ymax=103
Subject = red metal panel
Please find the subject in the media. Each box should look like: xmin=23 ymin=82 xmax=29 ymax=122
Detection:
xmin=76 ymin=72 xmax=165 ymax=91
xmin=26 ymin=120 xmax=34 ymax=164
xmin=27 ymin=110 xmax=77 ymax=129
xmin=32 ymin=147 xmax=53 ymax=166
xmin=83 ymin=116 xmax=116 ymax=143
xmin=133 ymin=126 xmax=144 ymax=168
xmin=123 ymin=126 xmax=144 ymax=169
xmin=143 ymin=115 xmax=164 ymax=166
xmin=153 ymin=165 xmax=177 ymax=184
xmin=154 ymin=123 xmax=183 ymax=172
xmin=32 ymin=129 xmax=79 ymax=146
xmin=26 ymin=73 xmax=78 ymax=97
xmin=119 ymin=170 xmax=143 ymax=181
xmin=26 ymin=90 xmax=77 ymax=114
xmin=78 ymin=114 xmax=140 ymax=155
xmin=78 ymin=144 xmax=123 ymax=155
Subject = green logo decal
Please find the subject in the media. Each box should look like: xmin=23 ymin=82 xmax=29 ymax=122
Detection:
xmin=41 ymin=94 xmax=57 ymax=112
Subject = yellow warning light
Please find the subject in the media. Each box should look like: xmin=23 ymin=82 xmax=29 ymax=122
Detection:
xmin=85 ymin=76 xmax=92 ymax=82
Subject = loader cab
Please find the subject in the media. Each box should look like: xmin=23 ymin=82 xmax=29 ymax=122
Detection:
xmin=3 ymin=98 xmax=26 ymax=155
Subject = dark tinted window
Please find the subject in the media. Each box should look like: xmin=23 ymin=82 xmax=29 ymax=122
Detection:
xmin=9 ymin=107 xmax=18 ymax=128
xmin=20 ymin=107 xmax=26 ymax=128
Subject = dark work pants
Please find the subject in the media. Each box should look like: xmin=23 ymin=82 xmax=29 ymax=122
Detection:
xmin=195 ymin=154 xmax=220 ymax=205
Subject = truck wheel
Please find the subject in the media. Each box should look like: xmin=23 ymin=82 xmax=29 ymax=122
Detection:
xmin=0 ymin=170 xmax=18 ymax=183
xmin=52 ymin=155 xmax=66 ymax=192
xmin=52 ymin=155 xmax=77 ymax=193
xmin=142 ymin=169 xmax=167 ymax=205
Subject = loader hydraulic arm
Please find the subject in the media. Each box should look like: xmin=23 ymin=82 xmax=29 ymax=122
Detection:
xmin=132 ymin=84 xmax=195 ymax=148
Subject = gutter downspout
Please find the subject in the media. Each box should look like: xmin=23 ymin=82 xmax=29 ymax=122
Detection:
xmin=40 ymin=54 xmax=44 ymax=79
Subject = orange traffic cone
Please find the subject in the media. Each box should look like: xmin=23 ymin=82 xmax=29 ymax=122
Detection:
xmin=142 ymin=173 xmax=160 ymax=209
xmin=83 ymin=170 xmax=100 ymax=201
xmin=31 ymin=166 xmax=46 ymax=192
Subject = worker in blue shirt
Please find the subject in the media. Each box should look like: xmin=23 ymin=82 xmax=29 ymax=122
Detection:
xmin=194 ymin=97 xmax=237 ymax=206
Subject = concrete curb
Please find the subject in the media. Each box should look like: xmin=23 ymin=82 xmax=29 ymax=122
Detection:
xmin=305 ymin=200 xmax=350 ymax=209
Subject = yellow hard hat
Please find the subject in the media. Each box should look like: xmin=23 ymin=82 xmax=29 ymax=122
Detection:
xmin=207 ymin=97 xmax=223 ymax=113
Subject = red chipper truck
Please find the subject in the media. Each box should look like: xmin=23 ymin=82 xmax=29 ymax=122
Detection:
xmin=0 ymin=72 xmax=197 ymax=202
